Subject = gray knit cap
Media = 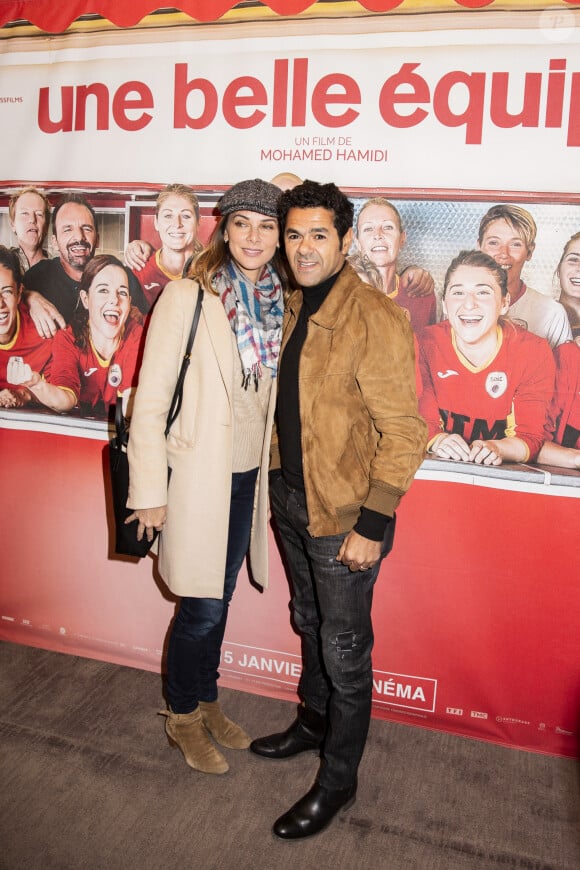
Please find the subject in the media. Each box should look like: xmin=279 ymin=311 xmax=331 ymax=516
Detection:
xmin=219 ymin=178 xmax=281 ymax=219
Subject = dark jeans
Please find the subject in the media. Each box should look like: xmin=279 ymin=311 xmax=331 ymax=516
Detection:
xmin=270 ymin=473 xmax=393 ymax=791
xmin=165 ymin=467 xmax=259 ymax=714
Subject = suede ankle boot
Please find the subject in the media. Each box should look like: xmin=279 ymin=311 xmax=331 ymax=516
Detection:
xmin=198 ymin=700 xmax=251 ymax=749
xmin=159 ymin=708 xmax=229 ymax=774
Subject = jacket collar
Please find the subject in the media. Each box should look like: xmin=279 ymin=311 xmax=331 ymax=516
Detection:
xmin=288 ymin=261 xmax=358 ymax=331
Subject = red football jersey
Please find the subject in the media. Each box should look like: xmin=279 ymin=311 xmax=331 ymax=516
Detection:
xmin=48 ymin=315 xmax=143 ymax=411
xmin=418 ymin=321 xmax=555 ymax=461
xmin=132 ymin=251 xmax=180 ymax=311
xmin=0 ymin=304 xmax=53 ymax=389
xmin=388 ymin=278 xmax=436 ymax=335
xmin=544 ymin=341 xmax=580 ymax=449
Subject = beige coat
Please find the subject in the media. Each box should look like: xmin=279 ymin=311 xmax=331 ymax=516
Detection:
xmin=127 ymin=279 xmax=275 ymax=598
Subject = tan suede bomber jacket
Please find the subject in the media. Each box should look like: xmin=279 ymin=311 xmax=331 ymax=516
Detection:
xmin=270 ymin=262 xmax=428 ymax=537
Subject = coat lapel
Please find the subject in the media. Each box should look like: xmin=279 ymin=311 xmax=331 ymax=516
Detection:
xmin=201 ymin=292 xmax=234 ymax=403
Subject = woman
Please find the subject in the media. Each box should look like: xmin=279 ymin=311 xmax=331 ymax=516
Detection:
xmin=555 ymin=231 xmax=580 ymax=340
xmin=22 ymin=254 xmax=142 ymax=415
xmin=348 ymin=197 xmax=436 ymax=333
xmin=477 ymin=203 xmax=571 ymax=348
xmin=126 ymin=179 xmax=285 ymax=775
xmin=537 ymin=337 xmax=580 ymax=470
xmin=0 ymin=245 xmax=53 ymax=408
xmin=127 ymin=184 xmax=203 ymax=311
xmin=535 ymin=235 xmax=580 ymax=469
xmin=419 ymin=249 xmax=555 ymax=466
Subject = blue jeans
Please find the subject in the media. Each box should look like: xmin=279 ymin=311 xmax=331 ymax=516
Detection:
xmin=270 ymin=473 xmax=394 ymax=791
xmin=165 ymin=467 xmax=259 ymax=714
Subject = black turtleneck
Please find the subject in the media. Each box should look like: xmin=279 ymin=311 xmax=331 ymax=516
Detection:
xmin=276 ymin=265 xmax=391 ymax=543
xmin=277 ymin=269 xmax=338 ymax=491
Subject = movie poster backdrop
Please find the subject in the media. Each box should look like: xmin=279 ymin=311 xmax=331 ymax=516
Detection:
xmin=1 ymin=9 xmax=579 ymax=756
xmin=2 ymin=191 xmax=579 ymax=470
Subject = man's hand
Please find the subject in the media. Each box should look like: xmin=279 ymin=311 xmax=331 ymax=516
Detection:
xmin=399 ymin=266 xmax=434 ymax=298
xmin=336 ymin=530 xmax=382 ymax=572
xmin=26 ymin=291 xmax=66 ymax=338
xmin=124 ymin=240 xmax=154 ymax=271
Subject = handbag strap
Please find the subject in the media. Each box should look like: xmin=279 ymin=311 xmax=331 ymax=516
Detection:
xmin=114 ymin=285 xmax=203 ymax=446
xmin=114 ymin=391 xmax=126 ymax=449
xmin=165 ymin=285 xmax=203 ymax=436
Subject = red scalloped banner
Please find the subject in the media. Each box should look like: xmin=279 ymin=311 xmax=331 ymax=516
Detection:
xmin=3 ymin=1 xmax=229 ymax=30
xmin=0 ymin=0 xmax=579 ymax=33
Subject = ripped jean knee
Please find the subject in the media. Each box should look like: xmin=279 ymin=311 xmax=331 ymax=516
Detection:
xmin=324 ymin=626 xmax=373 ymax=688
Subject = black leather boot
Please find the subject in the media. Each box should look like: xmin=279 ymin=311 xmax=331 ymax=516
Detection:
xmin=273 ymin=780 xmax=357 ymax=839
xmin=249 ymin=705 xmax=326 ymax=759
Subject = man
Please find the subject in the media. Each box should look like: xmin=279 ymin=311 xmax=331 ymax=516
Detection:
xmin=477 ymin=203 xmax=571 ymax=349
xmin=9 ymin=187 xmax=50 ymax=272
xmin=270 ymin=171 xmax=303 ymax=191
xmin=250 ymin=181 xmax=427 ymax=839
xmin=24 ymin=193 xmax=146 ymax=337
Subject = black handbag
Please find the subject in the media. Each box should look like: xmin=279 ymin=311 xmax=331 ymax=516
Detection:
xmin=107 ymin=287 xmax=203 ymax=557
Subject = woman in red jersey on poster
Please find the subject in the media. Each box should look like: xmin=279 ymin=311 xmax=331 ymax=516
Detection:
xmin=418 ymin=249 xmax=555 ymax=466
xmin=0 ymin=246 xmax=53 ymax=408
xmin=348 ymin=197 xmax=436 ymax=334
xmin=554 ymin=231 xmax=580 ymax=341
xmin=536 ymin=233 xmax=580 ymax=470
xmin=537 ymin=338 xmax=580 ymax=471
xmin=21 ymin=254 xmax=142 ymax=416
xmin=126 ymin=184 xmax=203 ymax=311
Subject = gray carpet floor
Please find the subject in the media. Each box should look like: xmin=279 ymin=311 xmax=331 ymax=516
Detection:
xmin=1 ymin=640 xmax=579 ymax=870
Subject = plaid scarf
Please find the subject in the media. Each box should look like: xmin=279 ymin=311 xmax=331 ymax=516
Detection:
xmin=214 ymin=260 xmax=284 ymax=389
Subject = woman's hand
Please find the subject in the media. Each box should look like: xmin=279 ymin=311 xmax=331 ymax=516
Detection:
xmin=125 ymin=506 xmax=168 ymax=542
xmin=468 ymin=439 xmax=503 ymax=466
xmin=124 ymin=240 xmax=153 ymax=271
xmin=398 ymin=266 xmax=434 ymax=298
xmin=430 ymin=433 xmax=471 ymax=462
xmin=0 ymin=387 xmax=29 ymax=408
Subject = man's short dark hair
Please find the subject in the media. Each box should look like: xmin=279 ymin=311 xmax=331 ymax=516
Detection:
xmin=278 ymin=180 xmax=354 ymax=243
xmin=52 ymin=193 xmax=98 ymax=235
